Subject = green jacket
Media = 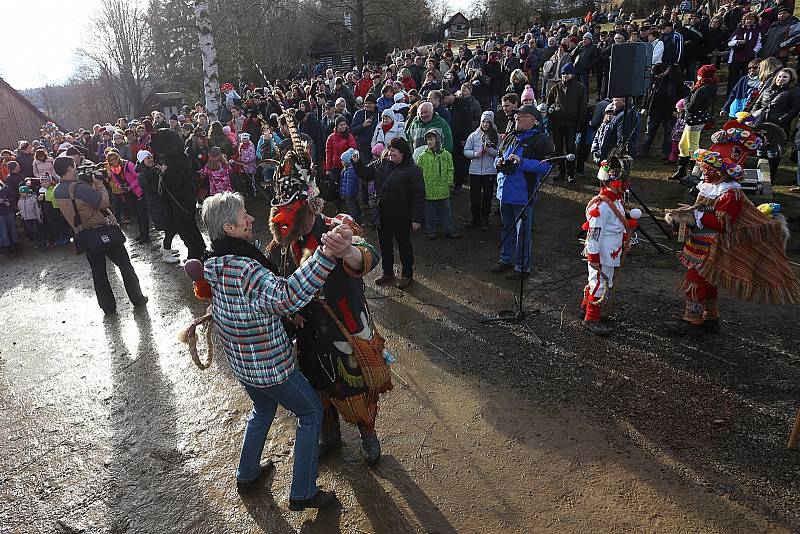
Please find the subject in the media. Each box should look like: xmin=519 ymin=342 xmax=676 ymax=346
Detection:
xmin=415 ymin=147 xmax=453 ymax=200
xmin=405 ymin=112 xmax=454 ymax=153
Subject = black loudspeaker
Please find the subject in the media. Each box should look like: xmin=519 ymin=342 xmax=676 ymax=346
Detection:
xmin=607 ymin=42 xmax=652 ymax=97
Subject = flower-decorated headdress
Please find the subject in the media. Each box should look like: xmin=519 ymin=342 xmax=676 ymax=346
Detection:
xmin=692 ymin=149 xmax=744 ymax=182
xmin=708 ymin=112 xmax=764 ymax=165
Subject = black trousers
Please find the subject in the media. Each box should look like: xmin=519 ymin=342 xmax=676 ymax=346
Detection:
xmin=172 ymin=208 xmax=206 ymax=260
xmin=640 ymin=108 xmax=676 ymax=158
xmin=85 ymin=241 xmax=145 ymax=312
xmin=551 ymin=124 xmax=577 ymax=177
xmin=453 ymin=140 xmax=468 ymax=189
xmin=378 ymin=215 xmax=414 ymax=279
xmin=135 ymin=194 xmax=149 ymax=239
xmin=469 ymin=174 xmax=495 ymax=222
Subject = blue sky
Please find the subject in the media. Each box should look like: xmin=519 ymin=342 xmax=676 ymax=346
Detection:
xmin=1 ymin=0 xmax=472 ymax=90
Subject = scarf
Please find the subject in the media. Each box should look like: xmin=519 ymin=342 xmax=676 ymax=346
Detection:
xmin=209 ymin=236 xmax=280 ymax=275
xmin=381 ymin=121 xmax=393 ymax=133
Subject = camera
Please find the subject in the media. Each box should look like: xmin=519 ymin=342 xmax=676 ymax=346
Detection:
xmin=77 ymin=162 xmax=108 ymax=184
xmin=495 ymin=157 xmax=516 ymax=174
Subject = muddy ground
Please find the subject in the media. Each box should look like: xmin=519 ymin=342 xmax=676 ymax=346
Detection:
xmin=1 ymin=158 xmax=799 ymax=534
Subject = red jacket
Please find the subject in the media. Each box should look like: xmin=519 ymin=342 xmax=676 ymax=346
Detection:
xmin=401 ymin=75 xmax=416 ymax=91
xmin=325 ymin=132 xmax=357 ymax=172
xmin=354 ymin=78 xmax=374 ymax=99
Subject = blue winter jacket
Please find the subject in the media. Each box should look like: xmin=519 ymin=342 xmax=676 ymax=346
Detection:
xmin=339 ymin=165 xmax=360 ymax=198
xmin=377 ymin=96 xmax=394 ymax=114
xmin=495 ymin=128 xmax=553 ymax=206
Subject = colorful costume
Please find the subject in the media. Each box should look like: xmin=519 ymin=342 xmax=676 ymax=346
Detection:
xmin=665 ymin=115 xmax=800 ymax=335
xmin=267 ymin=110 xmax=392 ymax=465
xmin=580 ymin=158 xmax=637 ymax=336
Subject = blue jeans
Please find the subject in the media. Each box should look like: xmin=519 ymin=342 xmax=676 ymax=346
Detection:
xmin=499 ymin=202 xmax=533 ymax=273
xmin=424 ymin=198 xmax=455 ymax=234
xmin=239 ymin=369 xmax=323 ymax=500
xmin=0 ymin=212 xmax=19 ymax=247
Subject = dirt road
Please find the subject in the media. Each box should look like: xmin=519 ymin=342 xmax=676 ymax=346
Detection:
xmin=1 ymin=166 xmax=798 ymax=533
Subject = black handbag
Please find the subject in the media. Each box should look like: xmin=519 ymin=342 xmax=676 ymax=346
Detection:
xmin=69 ymin=182 xmax=126 ymax=253
xmin=321 ymin=169 xmax=341 ymax=202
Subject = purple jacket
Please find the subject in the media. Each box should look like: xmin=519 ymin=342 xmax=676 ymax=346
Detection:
xmin=727 ymin=25 xmax=762 ymax=64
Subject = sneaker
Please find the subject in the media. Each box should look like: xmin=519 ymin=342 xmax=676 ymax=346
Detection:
xmin=288 ymin=489 xmax=338 ymax=511
xmin=375 ymin=273 xmax=395 ymax=285
xmin=491 ymin=261 xmax=513 ymax=273
xmin=236 ymin=460 xmax=275 ymax=494
xmin=161 ymin=248 xmax=180 ymax=264
xmin=396 ymin=277 xmax=412 ymax=290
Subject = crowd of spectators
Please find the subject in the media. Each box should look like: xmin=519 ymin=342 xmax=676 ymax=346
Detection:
xmin=2 ymin=0 xmax=800 ymax=276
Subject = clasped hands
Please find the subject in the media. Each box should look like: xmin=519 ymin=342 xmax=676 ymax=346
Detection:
xmin=320 ymin=223 xmax=357 ymax=260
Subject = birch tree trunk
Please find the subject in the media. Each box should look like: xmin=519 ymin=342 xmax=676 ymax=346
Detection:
xmin=193 ymin=0 xmax=220 ymax=119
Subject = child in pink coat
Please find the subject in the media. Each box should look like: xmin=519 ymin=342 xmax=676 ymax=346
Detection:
xmin=201 ymin=147 xmax=233 ymax=195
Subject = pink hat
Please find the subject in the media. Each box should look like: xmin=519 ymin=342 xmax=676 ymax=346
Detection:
xmin=371 ymin=143 xmax=385 ymax=157
xmin=676 ymin=98 xmax=686 ymax=110
xmin=521 ymin=85 xmax=536 ymax=102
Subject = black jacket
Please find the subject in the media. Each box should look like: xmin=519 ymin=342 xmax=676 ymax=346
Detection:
xmin=570 ymin=43 xmax=598 ymax=74
xmin=452 ymin=96 xmax=482 ymax=141
xmin=761 ymin=16 xmax=799 ymax=58
xmin=354 ymin=159 xmax=425 ymax=224
xmin=685 ymin=82 xmax=718 ymax=126
xmin=752 ymin=83 xmax=800 ymax=132
xmin=545 ymin=78 xmax=587 ymax=128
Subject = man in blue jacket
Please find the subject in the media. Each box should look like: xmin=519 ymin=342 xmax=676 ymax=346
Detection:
xmin=492 ymin=104 xmax=556 ymax=280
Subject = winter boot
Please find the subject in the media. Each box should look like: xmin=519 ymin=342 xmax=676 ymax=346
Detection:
xmin=318 ymin=415 xmax=342 ymax=457
xmin=669 ymin=156 xmax=691 ymax=181
xmin=582 ymin=319 xmax=611 ymax=336
xmin=358 ymin=425 xmax=381 ymax=466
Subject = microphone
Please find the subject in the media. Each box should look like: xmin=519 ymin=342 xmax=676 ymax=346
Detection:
xmin=542 ymin=154 xmax=576 ymax=162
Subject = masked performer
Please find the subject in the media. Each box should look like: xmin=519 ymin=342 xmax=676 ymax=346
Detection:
xmin=580 ymin=157 xmax=638 ymax=336
xmin=267 ymin=110 xmax=392 ymax=465
xmin=665 ymin=115 xmax=800 ymax=336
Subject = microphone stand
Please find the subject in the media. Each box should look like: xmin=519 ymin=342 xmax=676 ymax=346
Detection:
xmin=482 ymin=164 xmax=555 ymax=342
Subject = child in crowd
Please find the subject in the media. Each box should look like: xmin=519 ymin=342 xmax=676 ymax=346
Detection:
xmin=536 ymin=103 xmax=549 ymax=135
xmin=238 ymin=133 xmax=258 ymax=198
xmin=668 ymin=98 xmax=686 ymax=163
xmin=591 ymin=103 xmax=616 ymax=164
xmin=339 ymin=148 xmax=361 ymax=224
xmin=202 ymin=146 xmax=233 ymax=195
xmin=17 ymin=186 xmax=45 ymax=247
xmin=521 ymin=85 xmax=537 ymax=106
xmin=415 ymin=130 xmax=458 ymax=240
xmin=38 ymin=174 xmax=69 ymax=246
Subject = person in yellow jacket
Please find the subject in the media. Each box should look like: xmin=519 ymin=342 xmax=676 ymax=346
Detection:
xmin=414 ymin=130 xmax=459 ymax=240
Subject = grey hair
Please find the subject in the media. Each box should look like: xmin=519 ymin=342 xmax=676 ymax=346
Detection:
xmin=201 ymin=191 xmax=245 ymax=241
xmin=418 ymin=101 xmax=434 ymax=113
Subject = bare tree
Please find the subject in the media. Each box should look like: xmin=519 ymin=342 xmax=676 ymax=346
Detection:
xmin=194 ymin=0 xmax=220 ymax=118
xmin=81 ymin=0 xmax=150 ymax=117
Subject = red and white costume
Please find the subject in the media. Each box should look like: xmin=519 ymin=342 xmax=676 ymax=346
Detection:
xmin=583 ymin=188 xmax=628 ymax=322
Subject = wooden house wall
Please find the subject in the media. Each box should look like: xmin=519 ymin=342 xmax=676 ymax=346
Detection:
xmin=0 ymin=79 xmax=50 ymax=149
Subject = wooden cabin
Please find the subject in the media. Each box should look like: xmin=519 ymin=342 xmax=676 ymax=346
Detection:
xmin=0 ymin=77 xmax=53 ymax=149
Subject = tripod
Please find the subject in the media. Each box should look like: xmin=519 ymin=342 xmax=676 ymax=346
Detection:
xmin=482 ymin=165 xmax=554 ymax=333
xmin=616 ymin=96 xmax=673 ymax=253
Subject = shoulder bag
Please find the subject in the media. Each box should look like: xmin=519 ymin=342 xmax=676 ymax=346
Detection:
xmin=69 ymin=182 xmax=126 ymax=253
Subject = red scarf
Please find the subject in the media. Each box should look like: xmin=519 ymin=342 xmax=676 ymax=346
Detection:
xmin=381 ymin=121 xmax=393 ymax=133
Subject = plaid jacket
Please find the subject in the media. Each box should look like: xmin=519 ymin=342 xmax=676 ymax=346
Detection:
xmin=204 ymin=249 xmax=336 ymax=387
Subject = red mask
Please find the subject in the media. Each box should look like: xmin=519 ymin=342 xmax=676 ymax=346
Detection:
xmin=270 ymin=199 xmax=306 ymax=238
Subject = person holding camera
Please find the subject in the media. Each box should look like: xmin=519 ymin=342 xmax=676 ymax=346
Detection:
xmin=53 ymin=156 xmax=147 ymax=315
xmin=463 ymin=111 xmax=499 ymax=230
xmin=491 ymin=105 xmax=555 ymax=280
